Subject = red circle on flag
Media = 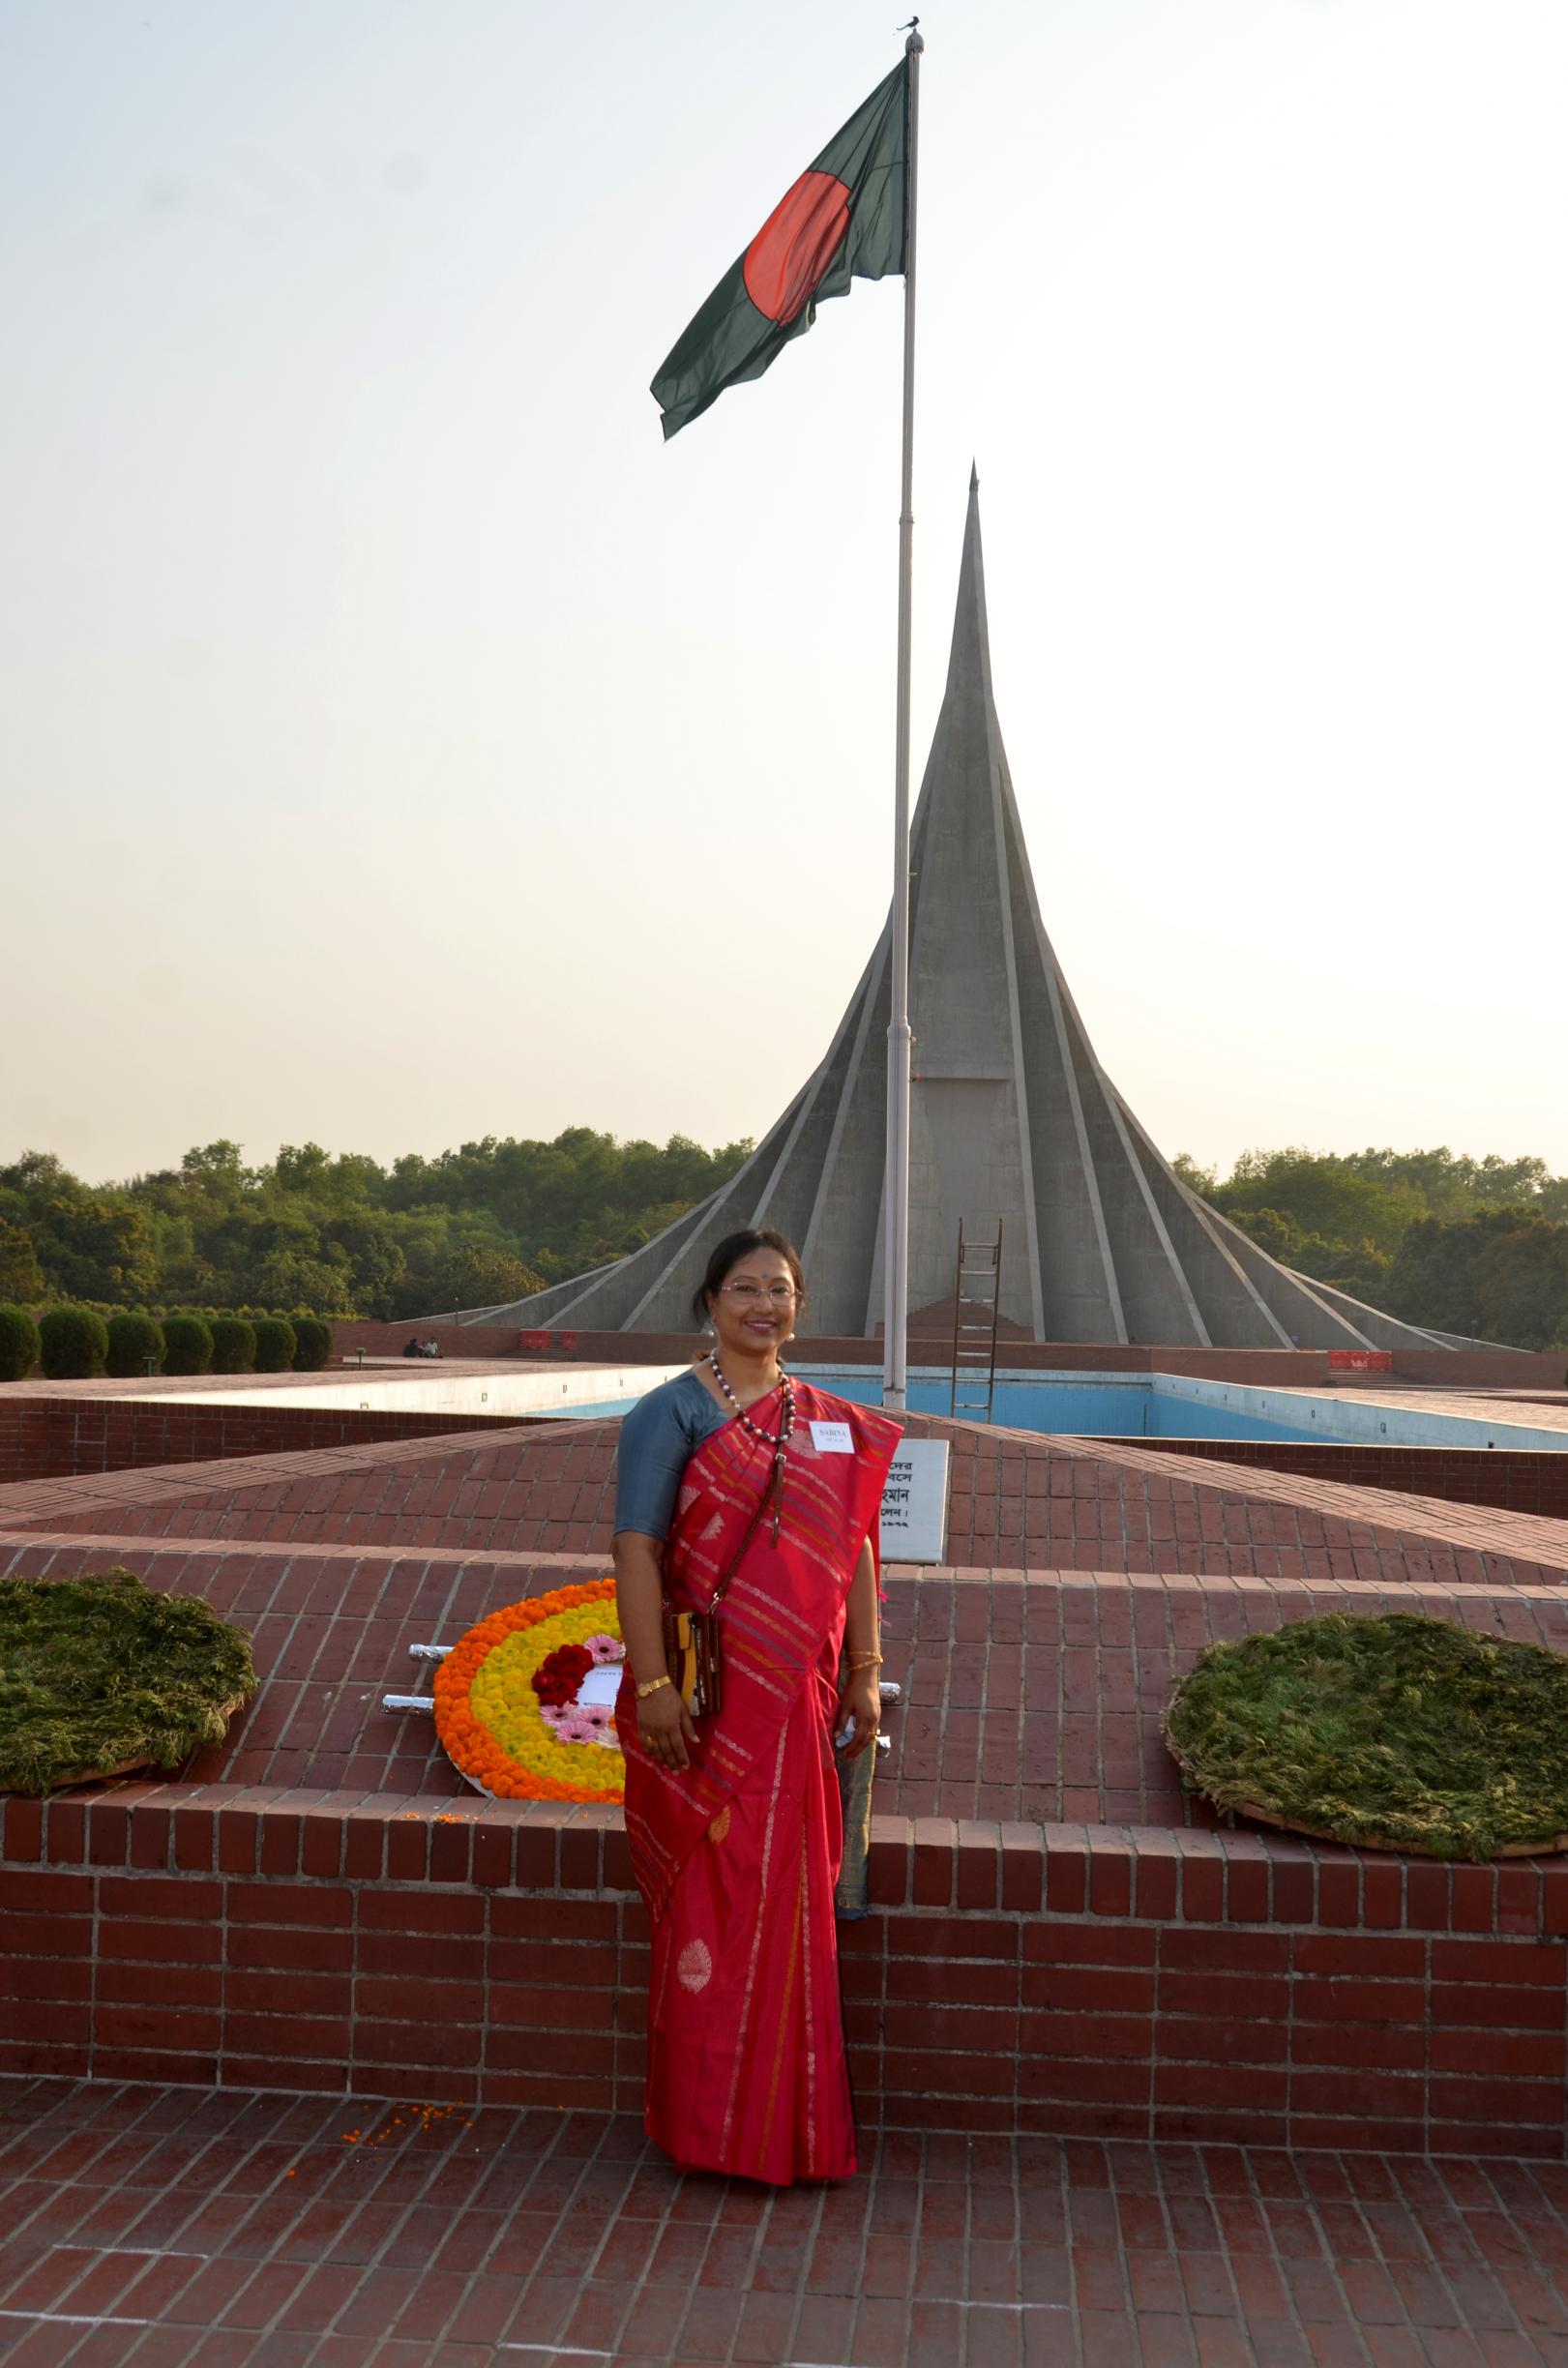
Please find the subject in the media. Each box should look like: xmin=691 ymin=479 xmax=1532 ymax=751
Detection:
xmin=744 ymin=170 xmax=851 ymax=325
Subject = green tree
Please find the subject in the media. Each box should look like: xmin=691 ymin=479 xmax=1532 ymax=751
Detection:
xmin=0 ymin=1219 xmax=44 ymax=1305
xmin=1227 ymin=1207 xmax=1297 ymax=1261
xmin=251 ymin=1248 xmax=355 ymax=1316
xmin=318 ymin=1213 xmax=408 ymax=1318
xmin=1474 ymin=1223 xmax=1568 ymax=1350
xmin=32 ymin=1197 xmax=158 ymax=1306
xmin=177 ymin=1140 xmax=254 ymax=1201
xmin=1215 ymin=1150 xmax=1419 ymax=1257
xmin=1171 ymin=1153 xmax=1220 ymax=1199
xmin=436 ymin=1245 xmax=547 ymax=1313
xmin=1387 ymin=1208 xmax=1536 ymax=1339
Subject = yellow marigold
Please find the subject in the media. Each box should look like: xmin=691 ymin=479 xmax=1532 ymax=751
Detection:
xmin=432 ymin=1577 xmax=626 ymax=1803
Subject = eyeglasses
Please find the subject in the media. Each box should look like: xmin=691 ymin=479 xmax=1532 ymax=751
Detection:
xmin=718 ymin=1281 xmax=798 ymax=1305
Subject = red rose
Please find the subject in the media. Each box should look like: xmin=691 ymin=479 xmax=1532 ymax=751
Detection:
xmin=531 ymin=1642 xmax=594 ymax=1708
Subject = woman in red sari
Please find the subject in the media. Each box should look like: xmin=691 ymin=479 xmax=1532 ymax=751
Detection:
xmin=612 ymin=1228 xmax=900 ymax=2184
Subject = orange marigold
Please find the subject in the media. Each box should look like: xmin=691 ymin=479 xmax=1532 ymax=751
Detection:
xmin=432 ymin=1576 xmax=624 ymax=1804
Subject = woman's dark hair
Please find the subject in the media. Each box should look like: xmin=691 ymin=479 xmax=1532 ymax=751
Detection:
xmin=691 ymin=1228 xmax=807 ymax=1327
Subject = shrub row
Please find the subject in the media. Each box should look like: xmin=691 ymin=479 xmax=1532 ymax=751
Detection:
xmin=9 ymin=1302 xmax=327 ymax=1324
xmin=0 ymin=1306 xmax=334 ymax=1383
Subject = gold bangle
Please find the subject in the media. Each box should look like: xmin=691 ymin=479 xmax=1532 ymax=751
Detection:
xmin=847 ymin=1651 xmax=883 ymax=1671
xmin=636 ymin=1673 xmax=673 ymax=1701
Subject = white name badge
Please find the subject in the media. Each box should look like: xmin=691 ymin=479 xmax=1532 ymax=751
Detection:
xmin=809 ymin=1420 xmax=854 ymax=1454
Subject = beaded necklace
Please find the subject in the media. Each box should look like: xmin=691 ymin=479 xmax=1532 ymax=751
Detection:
xmin=708 ymin=1351 xmax=795 ymax=1543
xmin=707 ymin=1350 xmax=793 ymax=1444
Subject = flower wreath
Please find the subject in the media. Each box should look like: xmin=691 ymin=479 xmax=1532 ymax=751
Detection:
xmin=432 ymin=1577 xmax=626 ymax=1803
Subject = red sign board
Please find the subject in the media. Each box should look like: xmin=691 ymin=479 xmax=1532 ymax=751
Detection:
xmin=1327 ymin=1349 xmax=1393 ymax=1372
xmin=518 ymin=1329 xmax=549 ymax=1353
xmin=555 ymin=1331 xmax=578 ymax=1353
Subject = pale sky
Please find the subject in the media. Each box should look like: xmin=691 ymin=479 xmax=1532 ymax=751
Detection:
xmin=4 ymin=0 xmax=1565 ymax=1186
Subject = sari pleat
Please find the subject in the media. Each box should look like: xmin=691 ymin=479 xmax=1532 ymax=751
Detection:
xmin=618 ymin=1380 xmax=900 ymax=2185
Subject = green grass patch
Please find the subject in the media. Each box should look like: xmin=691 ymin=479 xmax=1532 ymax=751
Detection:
xmin=1163 ymin=1612 xmax=1568 ymax=1860
xmin=0 ymin=1568 xmax=255 ymax=1796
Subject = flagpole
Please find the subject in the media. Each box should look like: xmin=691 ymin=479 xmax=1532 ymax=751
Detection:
xmin=882 ymin=24 xmax=922 ymax=1417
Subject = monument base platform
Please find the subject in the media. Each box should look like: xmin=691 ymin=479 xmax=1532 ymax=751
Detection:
xmin=4 ymin=1412 xmax=1567 ymax=2159
xmin=4 ymin=1784 xmax=1564 ymax=2159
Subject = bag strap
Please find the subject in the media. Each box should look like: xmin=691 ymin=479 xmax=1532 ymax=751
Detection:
xmin=707 ymin=1448 xmax=784 ymax=1611
xmin=663 ymin=1379 xmax=792 ymax=1613
xmin=664 ymin=1441 xmax=784 ymax=1614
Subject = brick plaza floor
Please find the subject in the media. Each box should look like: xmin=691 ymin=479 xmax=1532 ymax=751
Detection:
xmin=4 ymin=2082 xmax=1568 ymax=2367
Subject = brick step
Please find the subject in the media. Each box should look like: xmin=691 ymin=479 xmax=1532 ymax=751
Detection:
xmin=4 ymin=1785 xmax=1562 ymax=2155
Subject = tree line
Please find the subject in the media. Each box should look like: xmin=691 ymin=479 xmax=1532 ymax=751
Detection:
xmin=1171 ymin=1146 xmax=1568 ymax=1349
xmin=0 ymin=1131 xmax=753 ymax=1324
xmin=2 ymin=1134 xmax=1565 ymax=1347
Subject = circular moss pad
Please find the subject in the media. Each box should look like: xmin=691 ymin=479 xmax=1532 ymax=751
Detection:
xmin=0 ymin=1568 xmax=255 ymax=1796
xmin=1163 ymin=1612 xmax=1568 ymax=1861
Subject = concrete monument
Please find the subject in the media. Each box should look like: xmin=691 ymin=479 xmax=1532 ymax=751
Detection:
xmin=478 ymin=475 xmax=1477 ymax=1353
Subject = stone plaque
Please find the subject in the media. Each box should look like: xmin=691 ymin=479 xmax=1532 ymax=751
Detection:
xmin=879 ymin=1438 xmax=950 ymax=1563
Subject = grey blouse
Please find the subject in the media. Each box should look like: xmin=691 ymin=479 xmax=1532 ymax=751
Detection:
xmin=612 ymin=1367 xmax=730 ymax=1542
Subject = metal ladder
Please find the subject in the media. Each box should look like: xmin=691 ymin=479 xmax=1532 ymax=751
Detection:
xmin=948 ymin=1218 xmax=1004 ymax=1423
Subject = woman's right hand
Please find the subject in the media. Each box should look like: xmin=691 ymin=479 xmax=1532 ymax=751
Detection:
xmin=636 ymin=1680 xmax=697 ymax=1772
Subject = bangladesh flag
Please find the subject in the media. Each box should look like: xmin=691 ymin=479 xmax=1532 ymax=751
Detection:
xmin=651 ymin=59 xmax=908 ymax=441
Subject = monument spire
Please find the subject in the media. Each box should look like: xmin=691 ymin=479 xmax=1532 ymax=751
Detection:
xmin=476 ymin=478 xmax=1471 ymax=1354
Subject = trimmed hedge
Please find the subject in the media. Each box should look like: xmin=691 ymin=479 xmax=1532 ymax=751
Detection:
xmin=209 ymin=1317 xmax=256 ymax=1374
xmin=251 ymin=1316 xmax=296 ymax=1373
xmin=38 ymin=1306 xmax=109 ymax=1381
xmin=290 ymin=1316 xmax=332 ymax=1371
xmin=162 ymin=1313 xmax=214 ymax=1376
xmin=104 ymin=1312 xmax=165 ymax=1378
xmin=0 ymin=1304 xmax=40 ymax=1383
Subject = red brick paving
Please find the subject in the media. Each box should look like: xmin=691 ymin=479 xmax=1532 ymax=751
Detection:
xmin=0 ymin=1397 xmax=538 ymax=1490
xmin=7 ymin=1536 xmax=1568 ymax=1827
xmin=5 ymin=2078 xmax=1568 ymax=2366
xmin=5 ymin=1400 xmax=1568 ymax=2186
xmin=2 ymin=1415 xmax=1566 ymax=1584
xmin=1116 ymin=1439 xmax=1568 ymax=1524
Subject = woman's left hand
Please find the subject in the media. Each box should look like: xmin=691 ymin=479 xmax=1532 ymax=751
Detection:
xmin=834 ymin=1667 xmax=881 ymax=1759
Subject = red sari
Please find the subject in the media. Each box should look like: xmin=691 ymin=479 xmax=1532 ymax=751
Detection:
xmin=616 ymin=1378 xmax=900 ymax=2185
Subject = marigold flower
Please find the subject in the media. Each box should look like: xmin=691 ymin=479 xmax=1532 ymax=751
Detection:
xmin=432 ymin=1576 xmax=625 ymax=1803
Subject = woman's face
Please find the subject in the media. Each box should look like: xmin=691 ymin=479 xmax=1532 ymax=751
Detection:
xmin=707 ymin=1247 xmax=800 ymax=1359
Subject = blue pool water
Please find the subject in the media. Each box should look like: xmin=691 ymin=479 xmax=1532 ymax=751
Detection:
xmin=796 ymin=1371 xmax=1323 ymax=1443
xmin=794 ymin=1368 xmax=1568 ymax=1453
xmin=544 ymin=1369 xmax=1568 ymax=1453
xmin=551 ymin=1376 xmax=1320 ymax=1440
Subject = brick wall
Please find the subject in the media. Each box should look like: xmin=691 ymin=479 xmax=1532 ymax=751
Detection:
xmin=3 ymin=1790 xmax=1562 ymax=2155
xmin=330 ymin=1320 xmax=536 ymax=1362
xmin=0 ymin=1398 xmax=531 ymax=1487
xmin=319 ymin=1316 xmax=1568 ymax=1388
xmin=9 ymin=1416 xmax=1568 ymax=1585
xmin=1393 ymin=1349 xmax=1568 ymax=1389
xmin=531 ymin=1335 xmax=1353 ymax=1384
xmin=1095 ymin=1436 xmax=1568 ymax=1521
